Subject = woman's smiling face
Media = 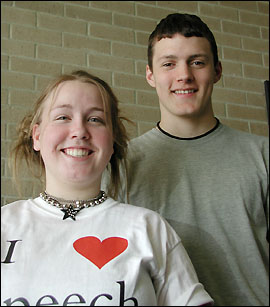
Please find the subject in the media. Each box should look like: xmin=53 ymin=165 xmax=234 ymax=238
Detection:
xmin=32 ymin=80 xmax=114 ymax=194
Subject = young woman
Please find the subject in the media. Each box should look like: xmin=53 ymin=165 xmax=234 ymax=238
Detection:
xmin=1 ymin=70 xmax=213 ymax=306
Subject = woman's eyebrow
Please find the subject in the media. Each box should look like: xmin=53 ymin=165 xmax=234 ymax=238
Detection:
xmin=51 ymin=104 xmax=104 ymax=113
xmin=51 ymin=104 xmax=72 ymax=110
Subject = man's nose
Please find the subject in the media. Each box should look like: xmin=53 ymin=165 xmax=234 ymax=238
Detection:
xmin=176 ymin=64 xmax=194 ymax=83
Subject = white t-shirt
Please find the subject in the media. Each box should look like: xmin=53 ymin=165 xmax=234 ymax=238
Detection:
xmin=1 ymin=197 xmax=213 ymax=306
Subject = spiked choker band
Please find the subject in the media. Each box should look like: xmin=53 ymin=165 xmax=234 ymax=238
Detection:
xmin=40 ymin=190 xmax=107 ymax=221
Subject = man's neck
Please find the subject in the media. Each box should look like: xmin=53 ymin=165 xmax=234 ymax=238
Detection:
xmin=159 ymin=115 xmax=217 ymax=139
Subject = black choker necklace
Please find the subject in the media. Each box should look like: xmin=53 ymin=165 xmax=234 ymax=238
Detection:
xmin=40 ymin=191 xmax=107 ymax=221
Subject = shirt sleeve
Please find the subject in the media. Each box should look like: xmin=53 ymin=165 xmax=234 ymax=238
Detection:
xmin=154 ymin=241 xmax=214 ymax=306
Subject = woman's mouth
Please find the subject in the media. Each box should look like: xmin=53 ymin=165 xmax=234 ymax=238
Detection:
xmin=61 ymin=148 xmax=93 ymax=157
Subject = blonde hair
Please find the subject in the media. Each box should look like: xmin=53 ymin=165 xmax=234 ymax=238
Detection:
xmin=10 ymin=70 xmax=129 ymax=199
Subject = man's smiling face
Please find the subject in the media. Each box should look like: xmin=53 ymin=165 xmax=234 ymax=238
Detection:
xmin=146 ymin=34 xmax=222 ymax=127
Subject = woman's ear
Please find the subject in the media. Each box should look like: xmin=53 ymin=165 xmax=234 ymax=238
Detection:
xmin=146 ymin=65 xmax=156 ymax=88
xmin=32 ymin=124 xmax=41 ymax=151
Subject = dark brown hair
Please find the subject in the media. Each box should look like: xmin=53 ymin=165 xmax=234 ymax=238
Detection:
xmin=148 ymin=13 xmax=219 ymax=71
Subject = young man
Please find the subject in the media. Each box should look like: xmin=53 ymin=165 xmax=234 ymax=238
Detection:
xmin=104 ymin=13 xmax=269 ymax=306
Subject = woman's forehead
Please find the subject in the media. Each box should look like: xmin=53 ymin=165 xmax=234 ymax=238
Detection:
xmin=39 ymin=80 xmax=111 ymax=125
xmin=44 ymin=80 xmax=101 ymax=109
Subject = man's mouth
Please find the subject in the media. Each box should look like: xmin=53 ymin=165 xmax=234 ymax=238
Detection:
xmin=61 ymin=149 xmax=93 ymax=157
xmin=173 ymin=89 xmax=197 ymax=94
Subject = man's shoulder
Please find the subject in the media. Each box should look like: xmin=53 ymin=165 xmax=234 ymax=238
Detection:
xmin=221 ymin=123 xmax=268 ymax=145
xmin=128 ymin=128 xmax=156 ymax=149
xmin=129 ymin=128 xmax=157 ymax=144
xmin=220 ymin=124 xmax=269 ymax=160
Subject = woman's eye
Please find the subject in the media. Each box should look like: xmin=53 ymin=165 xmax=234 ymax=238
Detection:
xmin=88 ymin=117 xmax=104 ymax=124
xmin=56 ymin=116 xmax=69 ymax=120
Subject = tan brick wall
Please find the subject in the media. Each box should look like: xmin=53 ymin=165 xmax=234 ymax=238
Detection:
xmin=1 ymin=1 xmax=269 ymax=204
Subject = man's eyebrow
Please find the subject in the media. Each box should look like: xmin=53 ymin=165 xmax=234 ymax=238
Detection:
xmin=188 ymin=54 xmax=209 ymax=60
xmin=157 ymin=55 xmax=178 ymax=62
xmin=157 ymin=54 xmax=209 ymax=62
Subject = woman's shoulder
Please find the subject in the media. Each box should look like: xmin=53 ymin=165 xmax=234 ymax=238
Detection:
xmin=111 ymin=199 xmax=181 ymax=243
xmin=1 ymin=198 xmax=37 ymax=214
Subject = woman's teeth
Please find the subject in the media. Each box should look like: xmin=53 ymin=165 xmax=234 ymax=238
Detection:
xmin=65 ymin=149 xmax=90 ymax=157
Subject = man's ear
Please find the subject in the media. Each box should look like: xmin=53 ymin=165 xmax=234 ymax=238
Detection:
xmin=214 ymin=61 xmax=222 ymax=84
xmin=146 ymin=65 xmax=156 ymax=88
xmin=32 ymin=124 xmax=41 ymax=151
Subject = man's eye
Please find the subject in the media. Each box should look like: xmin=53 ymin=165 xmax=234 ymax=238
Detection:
xmin=192 ymin=61 xmax=204 ymax=66
xmin=163 ymin=63 xmax=174 ymax=67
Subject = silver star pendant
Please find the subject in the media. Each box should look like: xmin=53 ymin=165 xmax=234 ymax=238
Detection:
xmin=61 ymin=205 xmax=81 ymax=221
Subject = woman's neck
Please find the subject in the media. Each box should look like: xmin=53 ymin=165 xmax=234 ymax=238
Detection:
xmin=45 ymin=182 xmax=101 ymax=201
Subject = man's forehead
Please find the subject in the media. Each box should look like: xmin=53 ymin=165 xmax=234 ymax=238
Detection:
xmin=154 ymin=34 xmax=210 ymax=47
xmin=153 ymin=35 xmax=212 ymax=59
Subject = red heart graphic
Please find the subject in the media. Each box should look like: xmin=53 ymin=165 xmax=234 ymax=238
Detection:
xmin=73 ymin=236 xmax=128 ymax=269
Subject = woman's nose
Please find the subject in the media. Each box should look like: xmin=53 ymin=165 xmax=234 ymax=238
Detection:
xmin=71 ymin=121 xmax=90 ymax=140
